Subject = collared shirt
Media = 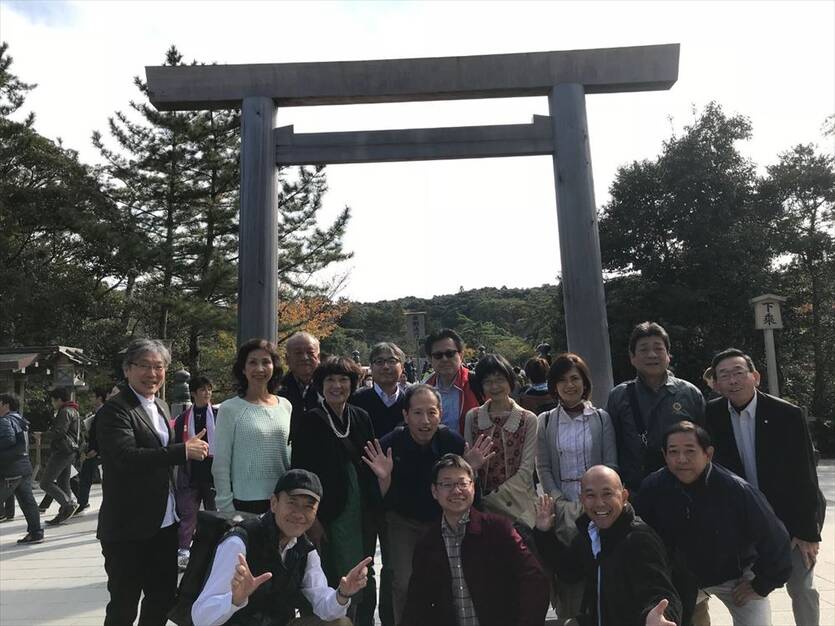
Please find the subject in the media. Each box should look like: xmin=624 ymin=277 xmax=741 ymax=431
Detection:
xmin=374 ymin=382 xmax=401 ymax=408
xmin=192 ymin=533 xmax=348 ymax=626
xmin=440 ymin=512 xmax=479 ymax=626
xmin=436 ymin=376 xmax=462 ymax=432
xmin=728 ymin=393 xmax=759 ymax=489
xmin=556 ymin=403 xmax=596 ymax=501
xmin=587 ymin=520 xmax=603 ymax=626
xmin=129 ymin=386 xmax=179 ymax=528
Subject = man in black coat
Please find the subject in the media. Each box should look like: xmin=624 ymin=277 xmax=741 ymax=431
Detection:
xmin=534 ymin=465 xmax=682 ymax=626
xmin=96 ymin=338 xmax=209 ymax=626
xmin=278 ymin=331 xmax=321 ymax=442
xmin=707 ymin=348 xmax=823 ymax=626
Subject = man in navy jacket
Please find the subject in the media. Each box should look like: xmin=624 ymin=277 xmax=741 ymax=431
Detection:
xmin=636 ymin=421 xmax=792 ymax=626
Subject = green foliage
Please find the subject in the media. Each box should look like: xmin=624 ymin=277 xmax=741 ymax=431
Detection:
xmin=599 ymin=102 xmax=779 ymax=387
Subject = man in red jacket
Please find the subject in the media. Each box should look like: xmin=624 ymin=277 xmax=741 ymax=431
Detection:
xmin=402 ymin=453 xmax=549 ymax=626
xmin=424 ymin=329 xmax=481 ymax=434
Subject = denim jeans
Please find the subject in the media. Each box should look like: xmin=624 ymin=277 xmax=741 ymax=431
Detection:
xmin=0 ymin=474 xmax=42 ymax=534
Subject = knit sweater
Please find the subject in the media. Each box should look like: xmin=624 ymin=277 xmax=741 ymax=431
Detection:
xmin=212 ymin=395 xmax=292 ymax=511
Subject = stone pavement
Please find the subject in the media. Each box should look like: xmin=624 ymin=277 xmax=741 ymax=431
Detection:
xmin=1 ymin=462 xmax=834 ymax=626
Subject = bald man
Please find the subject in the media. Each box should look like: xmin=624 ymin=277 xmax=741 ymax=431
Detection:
xmin=534 ymin=466 xmax=682 ymax=626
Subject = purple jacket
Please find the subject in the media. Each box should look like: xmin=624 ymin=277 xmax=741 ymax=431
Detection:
xmin=402 ymin=507 xmax=549 ymax=626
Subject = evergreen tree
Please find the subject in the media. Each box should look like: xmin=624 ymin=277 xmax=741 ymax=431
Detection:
xmin=760 ymin=139 xmax=835 ymax=418
xmin=599 ymin=102 xmax=779 ymax=384
xmin=0 ymin=43 xmax=126 ymax=353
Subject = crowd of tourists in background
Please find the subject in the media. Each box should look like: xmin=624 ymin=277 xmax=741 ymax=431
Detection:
xmin=0 ymin=321 xmax=826 ymax=626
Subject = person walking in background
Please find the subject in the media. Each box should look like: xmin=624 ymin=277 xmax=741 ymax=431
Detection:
xmin=464 ymin=353 xmax=538 ymax=529
xmin=0 ymin=393 xmax=43 ymax=544
xmin=41 ymin=387 xmax=84 ymax=526
xmin=535 ymin=352 xmax=618 ymax=620
xmin=173 ymin=375 xmax=218 ymax=571
xmin=213 ymin=339 xmax=292 ymax=514
xmin=74 ymin=385 xmax=112 ymax=515
xmin=292 ymin=356 xmax=378 ymax=626
xmin=96 ymin=338 xmax=210 ymax=626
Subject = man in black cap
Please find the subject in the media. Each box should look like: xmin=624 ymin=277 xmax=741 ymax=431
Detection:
xmin=192 ymin=469 xmax=372 ymax=626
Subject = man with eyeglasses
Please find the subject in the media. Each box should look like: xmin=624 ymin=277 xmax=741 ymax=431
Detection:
xmin=423 ymin=329 xmax=482 ymax=434
xmin=96 ymin=338 xmax=210 ymax=626
xmin=706 ymin=348 xmax=824 ymax=626
xmin=401 ymin=453 xmax=549 ymax=626
xmin=349 ymin=342 xmax=408 ymax=626
xmin=279 ymin=332 xmax=321 ymax=442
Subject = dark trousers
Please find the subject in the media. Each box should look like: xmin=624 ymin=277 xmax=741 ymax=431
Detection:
xmin=356 ymin=507 xmax=394 ymax=626
xmin=76 ymin=456 xmax=100 ymax=507
xmin=3 ymin=494 xmax=13 ymax=517
xmin=0 ymin=474 xmax=41 ymax=534
xmin=175 ymin=479 xmax=216 ymax=549
xmin=233 ymin=498 xmax=270 ymax=514
xmin=39 ymin=450 xmax=78 ymax=508
xmin=101 ymin=524 xmax=179 ymax=626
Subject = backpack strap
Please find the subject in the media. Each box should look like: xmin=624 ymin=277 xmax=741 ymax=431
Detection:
xmin=626 ymin=382 xmax=648 ymax=447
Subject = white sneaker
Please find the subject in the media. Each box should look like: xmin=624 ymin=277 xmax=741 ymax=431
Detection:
xmin=177 ymin=549 xmax=190 ymax=571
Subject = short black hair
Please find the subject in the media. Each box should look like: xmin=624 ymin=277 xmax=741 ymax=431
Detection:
xmin=93 ymin=386 xmax=111 ymax=403
xmin=50 ymin=387 xmax=72 ymax=403
xmin=663 ymin=420 xmax=713 ymax=452
xmin=424 ymin=328 xmax=464 ymax=357
xmin=403 ymin=383 xmax=441 ymax=411
xmin=547 ymin=352 xmax=593 ymax=401
xmin=711 ymin=348 xmax=756 ymax=375
xmin=628 ymin=321 xmax=671 ymax=355
xmin=189 ymin=375 xmax=214 ymax=394
xmin=472 ymin=354 xmax=515 ymax=398
xmin=312 ymin=356 xmax=363 ymax=395
xmin=233 ymin=338 xmax=283 ymax=396
xmin=0 ymin=393 xmax=20 ymax=412
xmin=432 ymin=453 xmax=474 ymax=483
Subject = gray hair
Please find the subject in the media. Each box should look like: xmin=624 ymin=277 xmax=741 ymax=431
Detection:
xmin=122 ymin=338 xmax=172 ymax=373
xmin=285 ymin=332 xmax=320 ymax=352
xmin=369 ymin=342 xmax=406 ymax=364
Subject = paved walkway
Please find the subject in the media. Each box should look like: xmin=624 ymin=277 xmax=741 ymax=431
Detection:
xmin=2 ymin=463 xmax=834 ymax=625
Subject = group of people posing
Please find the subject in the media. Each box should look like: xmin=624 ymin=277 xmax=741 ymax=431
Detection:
xmin=1 ymin=320 xmax=822 ymax=626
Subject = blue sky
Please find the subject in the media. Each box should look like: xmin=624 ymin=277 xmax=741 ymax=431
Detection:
xmin=2 ymin=0 xmax=833 ymax=301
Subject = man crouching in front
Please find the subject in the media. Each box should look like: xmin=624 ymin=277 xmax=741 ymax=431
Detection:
xmin=401 ymin=453 xmax=550 ymax=626
xmin=192 ymin=469 xmax=371 ymax=626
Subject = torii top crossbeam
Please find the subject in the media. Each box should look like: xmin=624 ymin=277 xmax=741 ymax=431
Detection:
xmin=146 ymin=44 xmax=679 ymax=110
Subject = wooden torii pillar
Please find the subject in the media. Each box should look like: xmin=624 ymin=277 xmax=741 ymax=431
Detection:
xmin=146 ymin=44 xmax=680 ymax=399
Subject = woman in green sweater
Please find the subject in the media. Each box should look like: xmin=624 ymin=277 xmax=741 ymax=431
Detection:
xmin=212 ymin=339 xmax=293 ymax=514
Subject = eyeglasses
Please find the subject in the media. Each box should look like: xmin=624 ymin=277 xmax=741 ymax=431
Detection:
xmin=130 ymin=362 xmax=166 ymax=373
xmin=372 ymin=357 xmax=401 ymax=367
xmin=435 ymin=478 xmax=473 ymax=491
xmin=431 ymin=350 xmax=459 ymax=360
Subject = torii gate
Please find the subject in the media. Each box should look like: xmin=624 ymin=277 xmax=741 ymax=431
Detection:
xmin=146 ymin=43 xmax=679 ymax=399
